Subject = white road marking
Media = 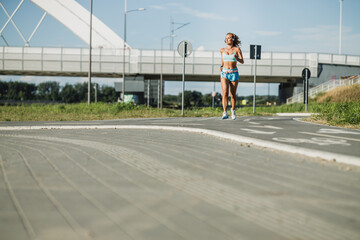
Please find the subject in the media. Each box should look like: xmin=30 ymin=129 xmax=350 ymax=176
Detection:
xmin=45 ymin=122 xmax=101 ymax=125
xmin=300 ymin=132 xmax=360 ymax=142
xmin=251 ymin=125 xmax=283 ymax=130
xmin=273 ymin=137 xmax=351 ymax=146
xmin=318 ymin=128 xmax=360 ymax=135
xmin=150 ymin=123 xmax=204 ymax=126
xmin=240 ymin=128 xmax=275 ymax=134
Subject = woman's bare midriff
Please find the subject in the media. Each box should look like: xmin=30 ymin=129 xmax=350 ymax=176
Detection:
xmin=223 ymin=62 xmax=237 ymax=69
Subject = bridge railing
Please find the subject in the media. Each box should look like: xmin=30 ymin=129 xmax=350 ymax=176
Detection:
xmin=286 ymin=75 xmax=360 ymax=104
xmin=1 ymin=46 xmax=360 ymax=78
xmin=137 ymin=50 xmax=319 ymax=78
xmin=0 ymin=46 xmax=329 ymax=78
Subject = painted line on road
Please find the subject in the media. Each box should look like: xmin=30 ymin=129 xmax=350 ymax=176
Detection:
xmin=276 ymin=113 xmax=313 ymax=117
xmin=240 ymin=128 xmax=276 ymax=135
xmin=0 ymin=124 xmax=359 ymax=167
xmin=150 ymin=123 xmax=204 ymax=126
xmin=251 ymin=125 xmax=283 ymax=130
xmin=300 ymin=132 xmax=360 ymax=142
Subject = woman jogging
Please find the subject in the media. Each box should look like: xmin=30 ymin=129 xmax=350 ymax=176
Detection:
xmin=220 ymin=32 xmax=244 ymax=120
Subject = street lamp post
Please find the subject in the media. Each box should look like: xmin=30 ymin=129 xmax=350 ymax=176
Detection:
xmin=339 ymin=0 xmax=344 ymax=55
xmin=122 ymin=0 xmax=145 ymax=102
xmin=169 ymin=17 xmax=190 ymax=50
xmin=160 ymin=34 xmax=176 ymax=109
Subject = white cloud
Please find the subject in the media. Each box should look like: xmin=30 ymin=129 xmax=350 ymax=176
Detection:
xmin=196 ymin=46 xmax=205 ymax=51
xmin=292 ymin=25 xmax=341 ymax=42
xmin=150 ymin=5 xmax=167 ymax=10
xmin=290 ymin=25 xmax=360 ymax=54
xmin=254 ymin=31 xmax=282 ymax=36
xmin=167 ymin=3 xmax=237 ymax=21
xmin=19 ymin=76 xmax=36 ymax=81
xmin=343 ymin=33 xmax=360 ymax=55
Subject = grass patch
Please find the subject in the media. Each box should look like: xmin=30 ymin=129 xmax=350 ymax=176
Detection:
xmin=303 ymin=84 xmax=360 ymax=128
xmin=1 ymin=100 xmax=358 ymax=130
xmin=315 ymin=84 xmax=360 ymax=103
xmin=311 ymin=102 xmax=360 ymax=126
xmin=0 ymin=102 xmax=314 ymax=122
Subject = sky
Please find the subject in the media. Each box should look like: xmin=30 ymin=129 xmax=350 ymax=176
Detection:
xmin=1 ymin=0 xmax=360 ymax=96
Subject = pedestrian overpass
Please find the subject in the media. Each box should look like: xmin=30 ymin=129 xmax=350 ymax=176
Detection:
xmin=1 ymin=46 xmax=360 ymax=83
xmin=1 ymin=0 xmax=360 ymax=103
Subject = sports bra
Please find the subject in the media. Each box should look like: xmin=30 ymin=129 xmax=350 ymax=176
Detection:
xmin=222 ymin=52 xmax=237 ymax=62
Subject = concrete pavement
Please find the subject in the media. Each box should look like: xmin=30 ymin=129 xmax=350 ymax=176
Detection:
xmin=1 ymin=115 xmax=359 ymax=166
xmin=0 ymin=116 xmax=360 ymax=239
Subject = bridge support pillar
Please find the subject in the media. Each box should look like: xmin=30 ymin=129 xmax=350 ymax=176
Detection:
xmin=278 ymin=81 xmax=297 ymax=104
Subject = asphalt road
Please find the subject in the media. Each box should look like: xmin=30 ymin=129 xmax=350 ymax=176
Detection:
xmin=0 ymin=116 xmax=360 ymax=240
xmin=1 ymin=115 xmax=359 ymax=164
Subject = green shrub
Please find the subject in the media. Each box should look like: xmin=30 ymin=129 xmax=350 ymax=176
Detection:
xmin=313 ymin=102 xmax=360 ymax=124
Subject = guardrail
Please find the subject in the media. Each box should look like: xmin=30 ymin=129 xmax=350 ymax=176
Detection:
xmin=286 ymin=75 xmax=360 ymax=104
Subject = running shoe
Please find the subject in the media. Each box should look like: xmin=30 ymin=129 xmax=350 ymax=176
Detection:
xmin=222 ymin=111 xmax=228 ymax=119
xmin=231 ymin=109 xmax=236 ymax=120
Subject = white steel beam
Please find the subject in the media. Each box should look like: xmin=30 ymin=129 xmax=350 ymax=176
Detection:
xmin=0 ymin=2 xmax=27 ymax=44
xmin=30 ymin=0 xmax=130 ymax=49
xmin=27 ymin=12 xmax=47 ymax=45
xmin=0 ymin=0 xmax=25 ymax=35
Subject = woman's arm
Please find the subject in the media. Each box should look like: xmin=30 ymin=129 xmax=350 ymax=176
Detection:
xmin=220 ymin=48 xmax=224 ymax=71
xmin=236 ymin=47 xmax=244 ymax=64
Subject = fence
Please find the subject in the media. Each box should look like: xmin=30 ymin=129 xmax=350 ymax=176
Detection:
xmin=286 ymin=75 xmax=360 ymax=104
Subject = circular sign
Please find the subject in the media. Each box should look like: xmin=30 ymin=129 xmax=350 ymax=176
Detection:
xmin=302 ymin=68 xmax=311 ymax=80
xmin=177 ymin=40 xmax=192 ymax=58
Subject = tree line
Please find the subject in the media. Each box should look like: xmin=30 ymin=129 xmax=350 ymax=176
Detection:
xmin=0 ymin=80 xmax=278 ymax=106
xmin=0 ymin=80 xmax=117 ymax=103
xmin=163 ymin=90 xmax=278 ymax=108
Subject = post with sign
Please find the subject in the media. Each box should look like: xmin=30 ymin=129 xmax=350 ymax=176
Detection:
xmin=250 ymin=45 xmax=261 ymax=113
xmin=302 ymin=68 xmax=311 ymax=112
xmin=211 ymin=90 xmax=216 ymax=108
xmin=177 ymin=40 xmax=192 ymax=116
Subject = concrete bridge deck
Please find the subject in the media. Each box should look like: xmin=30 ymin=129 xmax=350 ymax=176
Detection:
xmin=1 ymin=46 xmax=359 ymax=83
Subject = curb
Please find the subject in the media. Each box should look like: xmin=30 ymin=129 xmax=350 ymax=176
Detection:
xmin=276 ymin=113 xmax=313 ymax=117
xmin=1 ymin=124 xmax=359 ymax=167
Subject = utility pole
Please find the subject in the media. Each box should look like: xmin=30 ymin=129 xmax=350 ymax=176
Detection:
xmin=169 ymin=17 xmax=190 ymax=49
xmin=88 ymin=0 xmax=93 ymax=105
xmin=339 ymin=0 xmax=344 ymax=55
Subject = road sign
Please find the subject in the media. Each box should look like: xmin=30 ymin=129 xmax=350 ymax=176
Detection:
xmin=211 ymin=91 xmax=216 ymax=97
xmin=250 ymin=44 xmax=261 ymax=113
xmin=302 ymin=68 xmax=311 ymax=80
xmin=302 ymin=68 xmax=311 ymax=112
xmin=177 ymin=40 xmax=192 ymax=58
xmin=178 ymin=40 xmax=192 ymax=116
xmin=250 ymin=45 xmax=261 ymax=59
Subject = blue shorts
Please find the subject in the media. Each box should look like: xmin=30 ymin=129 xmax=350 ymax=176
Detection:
xmin=221 ymin=68 xmax=239 ymax=82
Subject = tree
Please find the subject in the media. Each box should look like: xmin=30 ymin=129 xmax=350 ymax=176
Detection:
xmin=203 ymin=92 xmax=222 ymax=107
xmin=74 ymin=82 xmax=92 ymax=102
xmin=100 ymin=86 xmax=117 ymax=102
xmin=178 ymin=90 xmax=203 ymax=107
xmin=37 ymin=81 xmax=60 ymax=101
xmin=6 ymin=81 xmax=36 ymax=100
xmin=60 ymin=84 xmax=78 ymax=103
xmin=190 ymin=90 xmax=203 ymax=107
xmin=0 ymin=81 xmax=8 ymax=100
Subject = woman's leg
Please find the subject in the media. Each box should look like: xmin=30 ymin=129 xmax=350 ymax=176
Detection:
xmin=221 ymin=78 xmax=229 ymax=112
xmin=229 ymin=81 xmax=239 ymax=110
